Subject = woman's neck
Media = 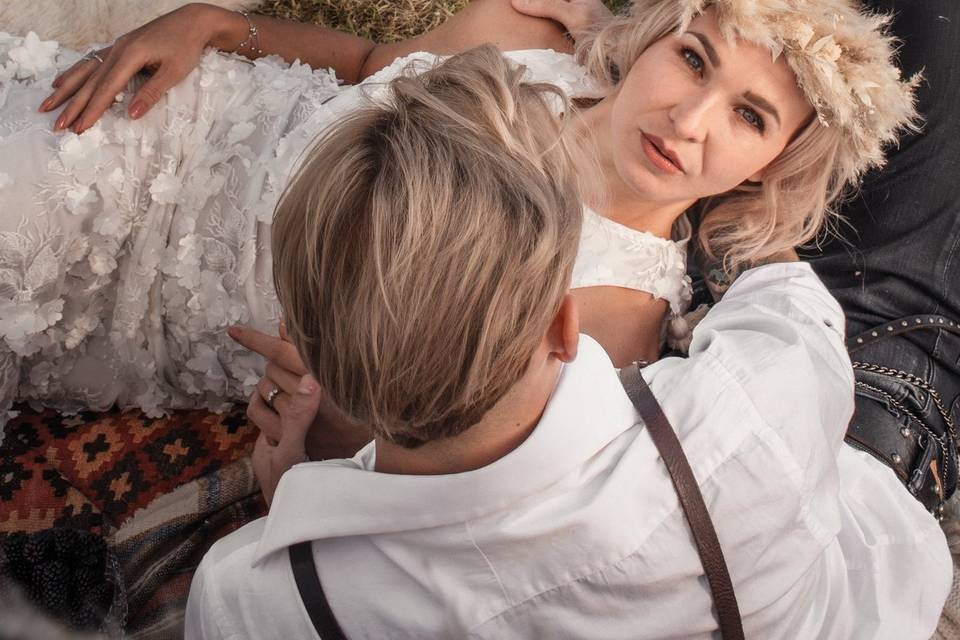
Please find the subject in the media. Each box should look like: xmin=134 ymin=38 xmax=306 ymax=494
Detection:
xmin=579 ymin=98 xmax=693 ymax=239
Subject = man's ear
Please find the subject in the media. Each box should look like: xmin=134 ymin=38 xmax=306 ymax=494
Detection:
xmin=547 ymin=294 xmax=579 ymax=363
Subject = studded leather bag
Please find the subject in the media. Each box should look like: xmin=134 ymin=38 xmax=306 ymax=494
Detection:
xmin=845 ymin=314 xmax=960 ymax=517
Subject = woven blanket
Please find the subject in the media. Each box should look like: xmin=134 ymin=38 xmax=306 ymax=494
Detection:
xmin=3 ymin=404 xmax=958 ymax=637
xmin=0 ymin=406 xmax=266 ymax=638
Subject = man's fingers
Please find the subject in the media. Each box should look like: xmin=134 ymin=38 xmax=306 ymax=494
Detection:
xmin=229 ymin=325 xmax=308 ymax=375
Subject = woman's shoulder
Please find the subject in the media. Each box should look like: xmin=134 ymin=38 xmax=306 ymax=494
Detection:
xmin=572 ymin=209 xmax=693 ymax=315
xmin=361 ymin=48 xmax=605 ymax=106
xmin=503 ymin=49 xmax=605 ymax=101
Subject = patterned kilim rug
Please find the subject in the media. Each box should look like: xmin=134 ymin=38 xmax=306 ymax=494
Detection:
xmin=0 ymin=406 xmax=267 ymax=638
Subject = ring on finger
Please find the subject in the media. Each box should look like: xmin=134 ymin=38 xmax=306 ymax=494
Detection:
xmin=265 ymin=386 xmax=281 ymax=409
xmin=83 ymin=50 xmax=105 ymax=64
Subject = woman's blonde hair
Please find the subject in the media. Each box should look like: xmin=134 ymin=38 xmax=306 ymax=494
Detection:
xmin=577 ymin=0 xmax=848 ymax=273
xmin=272 ymin=45 xmax=586 ymax=448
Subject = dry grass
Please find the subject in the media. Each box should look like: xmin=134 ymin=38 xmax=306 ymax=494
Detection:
xmin=257 ymin=0 xmax=627 ymax=43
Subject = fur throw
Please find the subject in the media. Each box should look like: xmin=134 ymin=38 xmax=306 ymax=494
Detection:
xmin=0 ymin=0 xmax=259 ymax=51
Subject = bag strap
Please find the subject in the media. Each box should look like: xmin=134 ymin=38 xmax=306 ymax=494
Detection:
xmin=619 ymin=362 xmax=745 ymax=640
xmin=290 ymin=540 xmax=348 ymax=640
xmin=846 ymin=313 xmax=960 ymax=354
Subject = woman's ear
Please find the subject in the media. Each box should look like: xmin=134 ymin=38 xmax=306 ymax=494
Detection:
xmin=746 ymin=168 xmax=765 ymax=184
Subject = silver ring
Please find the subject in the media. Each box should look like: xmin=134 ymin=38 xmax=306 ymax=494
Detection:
xmin=84 ymin=50 xmax=105 ymax=64
xmin=265 ymin=386 xmax=281 ymax=409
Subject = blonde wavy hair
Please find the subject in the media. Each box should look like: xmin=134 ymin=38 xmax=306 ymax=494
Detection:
xmin=576 ymin=0 xmax=854 ymax=273
xmin=272 ymin=45 xmax=586 ymax=448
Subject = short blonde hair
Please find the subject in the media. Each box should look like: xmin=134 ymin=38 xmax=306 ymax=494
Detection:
xmin=577 ymin=0 xmax=847 ymax=273
xmin=272 ymin=45 xmax=585 ymax=448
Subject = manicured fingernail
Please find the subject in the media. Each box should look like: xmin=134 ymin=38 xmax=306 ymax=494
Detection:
xmin=227 ymin=326 xmax=241 ymax=340
xmin=129 ymin=100 xmax=146 ymax=119
xmin=54 ymin=114 xmax=66 ymax=130
xmin=38 ymin=98 xmax=53 ymax=112
xmin=298 ymin=375 xmax=318 ymax=395
xmin=51 ymin=77 xmax=61 ymax=88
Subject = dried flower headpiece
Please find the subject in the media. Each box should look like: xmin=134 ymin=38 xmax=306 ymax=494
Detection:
xmin=678 ymin=0 xmax=922 ymax=183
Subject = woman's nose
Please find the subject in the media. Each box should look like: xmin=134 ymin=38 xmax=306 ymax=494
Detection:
xmin=668 ymin=90 xmax=718 ymax=143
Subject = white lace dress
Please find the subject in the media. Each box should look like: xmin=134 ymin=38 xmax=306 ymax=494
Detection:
xmin=0 ymin=33 xmax=691 ymax=434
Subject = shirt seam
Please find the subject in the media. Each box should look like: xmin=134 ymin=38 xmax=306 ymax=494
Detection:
xmin=465 ymin=362 xmax=749 ymax=636
xmin=199 ymin=555 xmax=245 ymax=640
xmin=700 ymin=348 xmax=834 ymax=543
xmin=465 ymin=459 xmax=736 ymax=637
xmin=464 ymin=519 xmax=511 ymax=606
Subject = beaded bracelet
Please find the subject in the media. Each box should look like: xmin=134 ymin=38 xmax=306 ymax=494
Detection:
xmin=236 ymin=9 xmax=264 ymax=56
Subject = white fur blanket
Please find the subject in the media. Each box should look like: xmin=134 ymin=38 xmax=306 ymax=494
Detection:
xmin=0 ymin=0 xmax=259 ymax=51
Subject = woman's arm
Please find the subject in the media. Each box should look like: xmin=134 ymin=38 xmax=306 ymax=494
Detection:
xmin=360 ymin=0 xmax=572 ymax=79
xmin=215 ymin=0 xmax=574 ymax=79
xmin=42 ymin=0 xmax=571 ymax=133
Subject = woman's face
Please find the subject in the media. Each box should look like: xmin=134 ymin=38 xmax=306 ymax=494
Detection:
xmin=607 ymin=10 xmax=815 ymax=206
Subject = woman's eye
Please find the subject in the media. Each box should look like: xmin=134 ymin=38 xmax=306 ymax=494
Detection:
xmin=681 ymin=47 xmax=704 ymax=75
xmin=738 ymin=107 xmax=766 ymax=133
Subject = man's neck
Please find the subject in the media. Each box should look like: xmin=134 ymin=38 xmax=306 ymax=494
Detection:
xmin=374 ymin=360 xmax=564 ymax=476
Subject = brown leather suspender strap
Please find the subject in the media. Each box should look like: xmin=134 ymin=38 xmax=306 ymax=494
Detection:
xmin=289 ymin=363 xmax=743 ymax=639
xmin=619 ymin=362 xmax=745 ymax=640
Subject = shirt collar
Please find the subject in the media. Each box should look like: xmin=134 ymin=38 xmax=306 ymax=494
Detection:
xmin=253 ymin=335 xmax=638 ymax=564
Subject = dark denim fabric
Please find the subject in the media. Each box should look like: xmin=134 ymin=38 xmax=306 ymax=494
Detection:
xmin=803 ymin=0 xmax=960 ymax=463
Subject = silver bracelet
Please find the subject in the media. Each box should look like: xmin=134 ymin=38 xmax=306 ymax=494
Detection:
xmin=236 ymin=9 xmax=264 ymax=56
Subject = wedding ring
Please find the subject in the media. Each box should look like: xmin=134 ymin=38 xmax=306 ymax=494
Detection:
xmin=84 ymin=50 xmax=105 ymax=64
xmin=265 ymin=386 xmax=281 ymax=409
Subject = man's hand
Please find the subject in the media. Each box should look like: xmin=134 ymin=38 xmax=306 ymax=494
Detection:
xmin=510 ymin=0 xmax=614 ymax=40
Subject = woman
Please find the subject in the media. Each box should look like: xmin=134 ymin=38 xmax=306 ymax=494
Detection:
xmin=0 ymin=0 xmax=916 ymax=426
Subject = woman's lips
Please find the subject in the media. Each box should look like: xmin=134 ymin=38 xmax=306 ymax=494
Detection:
xmin=640 ymin=132 xmax=684 ymax=175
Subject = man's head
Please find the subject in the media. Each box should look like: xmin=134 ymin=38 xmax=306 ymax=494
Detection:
xmin=272 ymin=45 xmax=585 ymax=448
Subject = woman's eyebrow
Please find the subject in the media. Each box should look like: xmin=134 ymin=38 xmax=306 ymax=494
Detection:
xmin=744 ymin=91 xmax=782 ymax=128
xmin=686 ymin=31 xmax=783 ymax=129
xmin=687 ymin=31 xmax=721 ymax=68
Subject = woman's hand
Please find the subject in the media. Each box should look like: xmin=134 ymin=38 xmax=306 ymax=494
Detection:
xmin=39 ymin=3 xmax=236 ymax=133
xmin=509 ymin=0 xmax=614 ymax=40
xmin=229 ymin=324 xmax=372 ymax=463
xmin=250 ymin=373 xmax=321 ymax=506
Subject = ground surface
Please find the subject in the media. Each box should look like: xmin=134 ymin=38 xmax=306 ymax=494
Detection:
xmin=257 ymin=0 xmax=627 ymax=42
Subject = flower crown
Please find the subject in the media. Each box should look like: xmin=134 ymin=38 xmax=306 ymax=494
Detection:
xmin=677 ymin=0 xmax=921 ymax=185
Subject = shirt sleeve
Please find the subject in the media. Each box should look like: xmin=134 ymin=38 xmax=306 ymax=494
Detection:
xmin=184 ymin=553 xmax=231 ymax=640
xmin=670 ymin=262 xmax=858 ymax=634
xmin=686 ymin=261 xmax=854 ymax=454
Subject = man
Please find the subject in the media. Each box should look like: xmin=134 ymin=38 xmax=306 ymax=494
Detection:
xmin=188 ymin=39 xmax=947 ymax=639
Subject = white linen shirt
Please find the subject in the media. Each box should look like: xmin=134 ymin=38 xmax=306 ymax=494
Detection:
xmin=185 ymin=263 xmax=950 ymax=639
